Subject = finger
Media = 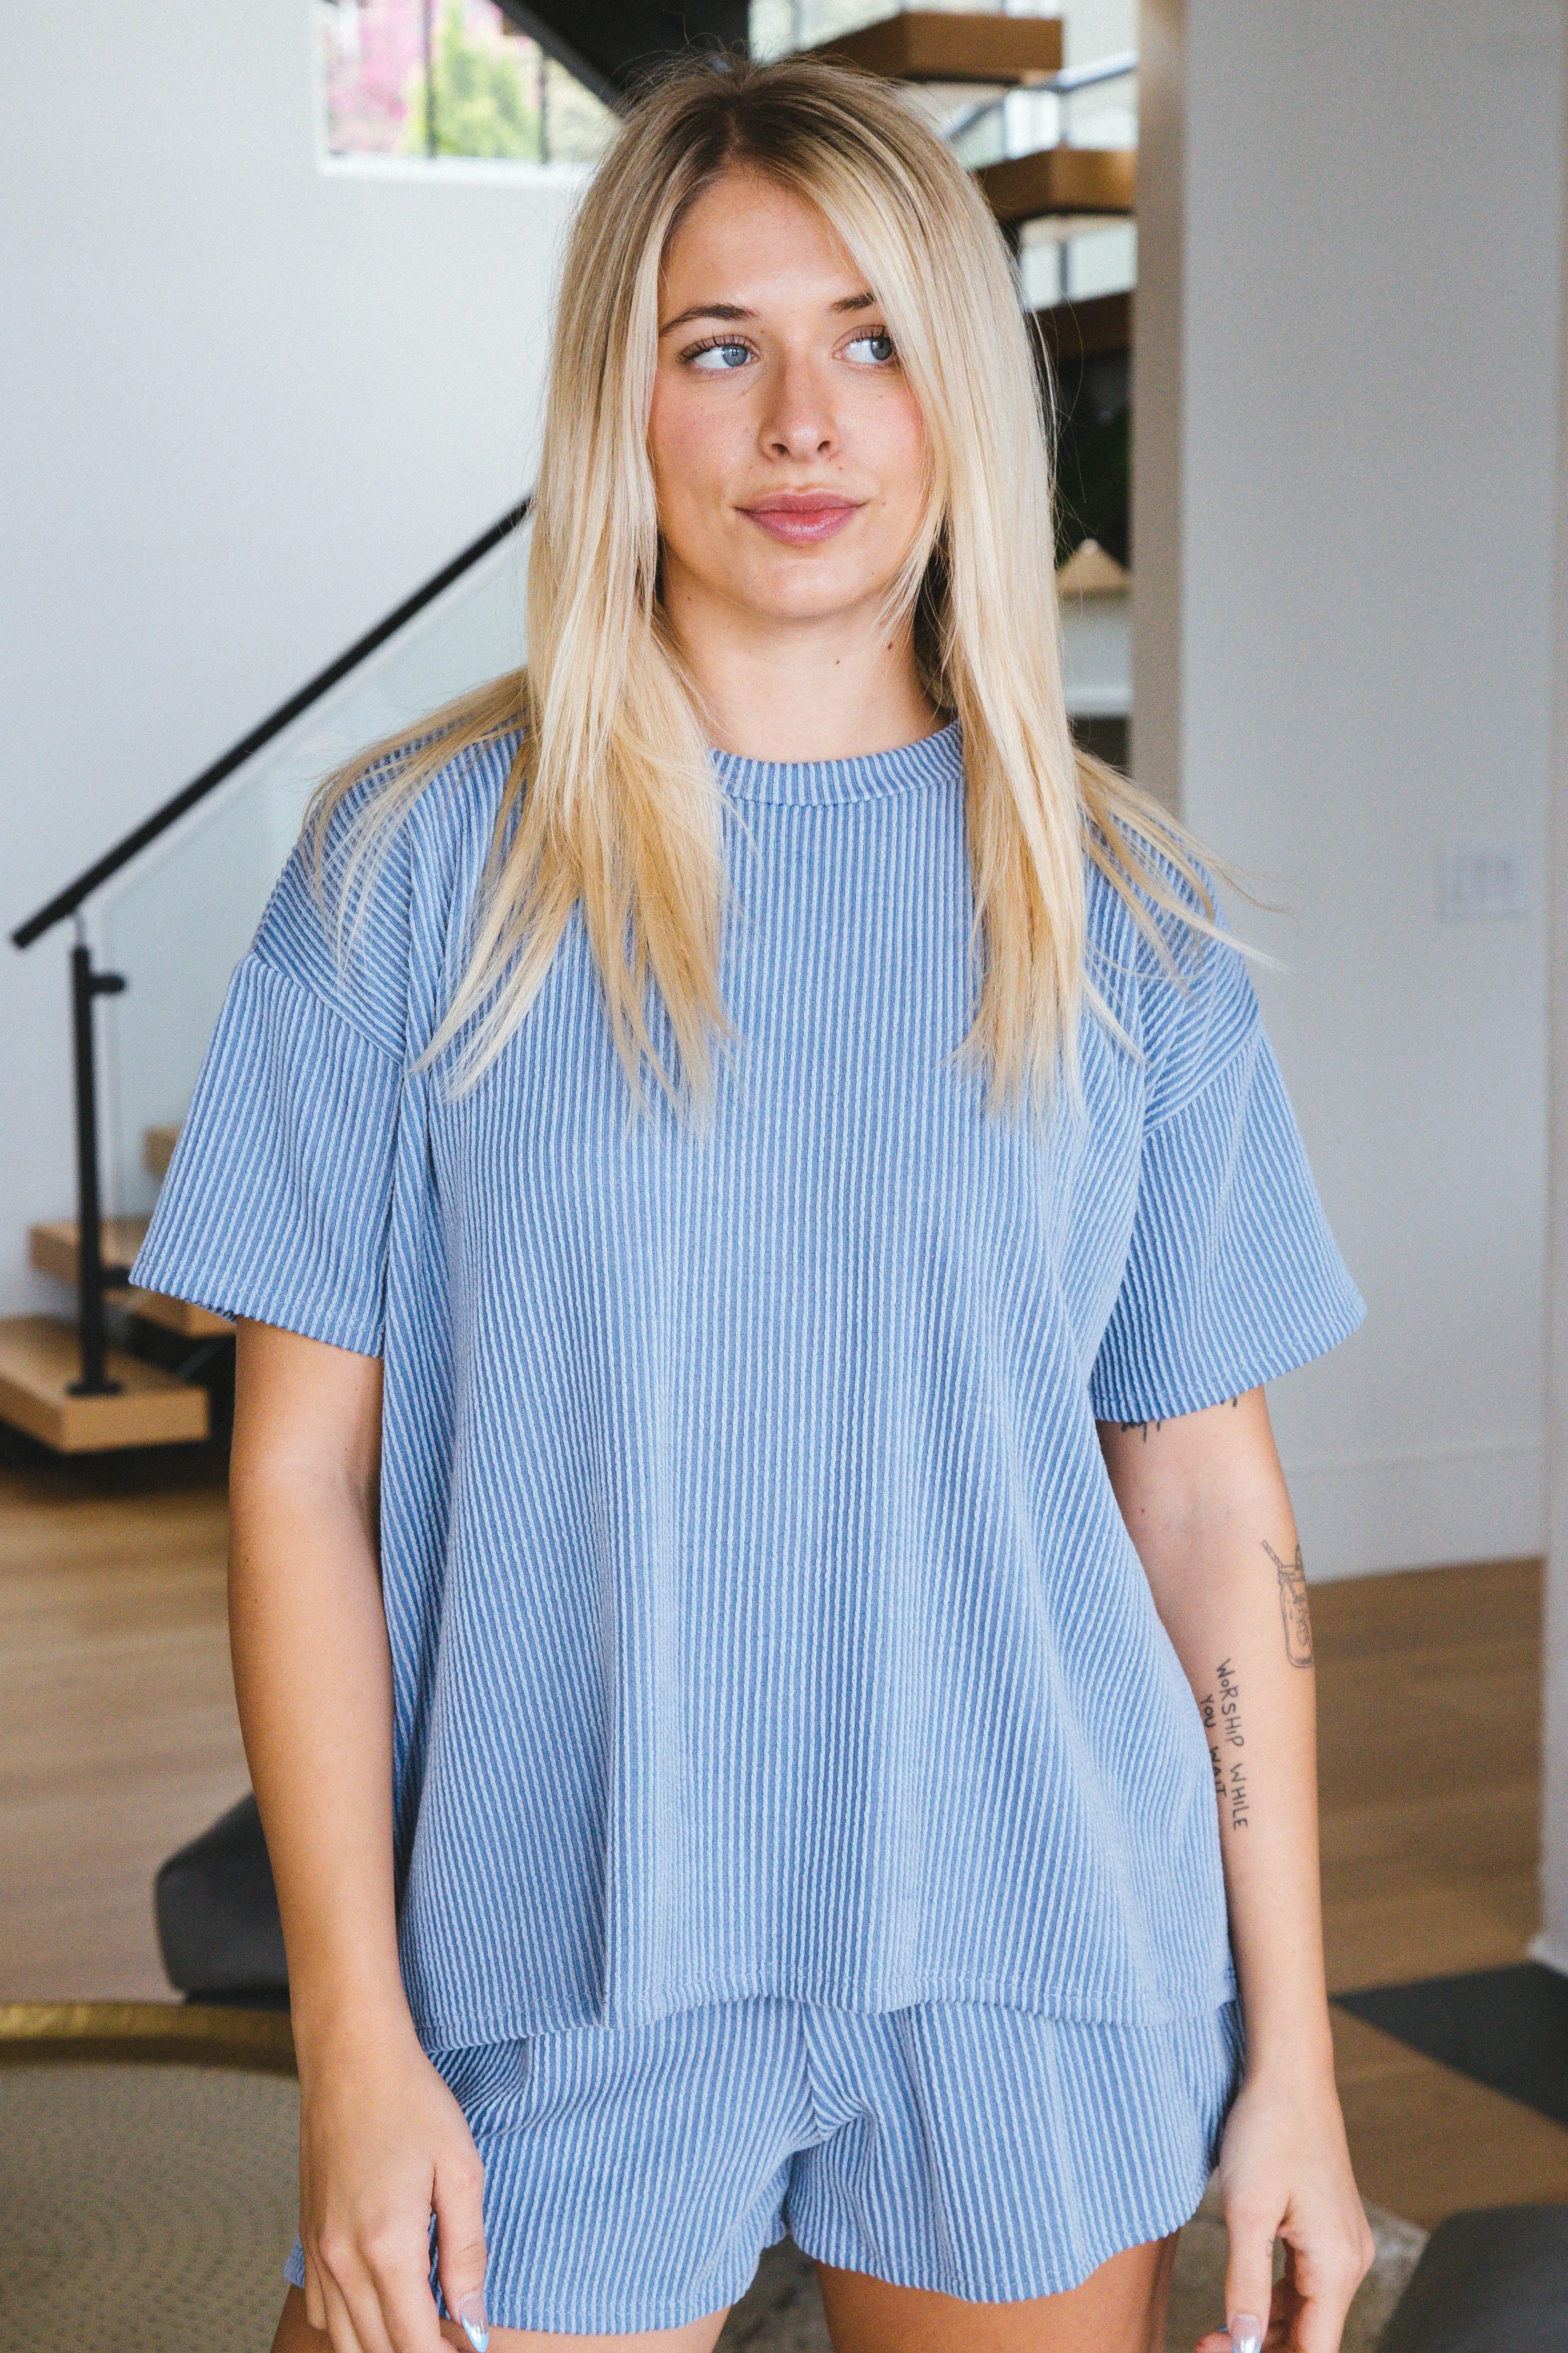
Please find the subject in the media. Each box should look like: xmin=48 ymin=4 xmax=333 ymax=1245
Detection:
xmin=369 ymin=2269 xmax=448 ymax=2353
xmin=1222 ymin=2198 xmax=1277 ymax=2353
xmin=353 ymin=2229 xmax=447 ymax=2353
xmin=433 ymin=2146 xmax=489 ymax=2351
xmin=1193 ymin=2324 xmax=1274 ymax=2353
xmin=319 ymin=2264 xmax=383 ymax=2353
xmin=1193 ymin=2309 xmax=1272 ymax=2353
xmin=1264 ymin=2269 xmax=1299 ymax=2351
xmin=305 ymin=2250 xmax=329 ymax=2336
xmin=321 ymin=2251 xmax=402 ymax=2353
xmin=1281 ymin=2232 xmax=1370 ymax=2353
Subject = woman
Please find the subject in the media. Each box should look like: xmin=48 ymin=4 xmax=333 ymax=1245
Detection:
xmin=134 ymin=53 xmax=1374 ymax=2353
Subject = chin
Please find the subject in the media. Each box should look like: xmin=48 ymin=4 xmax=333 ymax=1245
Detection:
xmin=742 ymin=559 xmax=891 ymax=626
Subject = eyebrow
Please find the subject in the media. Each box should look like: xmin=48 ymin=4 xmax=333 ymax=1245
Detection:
xmin=657 ymin=290 xmax=877 ymax=336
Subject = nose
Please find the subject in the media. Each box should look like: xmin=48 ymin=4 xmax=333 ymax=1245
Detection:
xmin=759 ymin=352 xmax=838 ymax=461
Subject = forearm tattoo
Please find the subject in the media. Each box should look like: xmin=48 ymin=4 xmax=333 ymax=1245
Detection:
xmin=1112 ymin=1396 xmax=1242 ymax=1443
xmin=1263 ymin=1540 xmax=1313 ymax=1668
xmin=1201 ymin=1658 xmax=1249 ymax=1830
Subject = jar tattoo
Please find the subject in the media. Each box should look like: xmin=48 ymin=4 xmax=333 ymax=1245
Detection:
xmin=1263 ymin=1540 xmax=1313 ymax=1668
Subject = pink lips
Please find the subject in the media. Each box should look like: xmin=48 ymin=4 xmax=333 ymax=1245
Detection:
xmin=741 ymin=492 xmax=862 ymax=545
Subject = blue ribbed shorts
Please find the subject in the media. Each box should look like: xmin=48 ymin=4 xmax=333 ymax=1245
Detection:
xmin=285 ymin=1996 xmax=1243 ymax=2335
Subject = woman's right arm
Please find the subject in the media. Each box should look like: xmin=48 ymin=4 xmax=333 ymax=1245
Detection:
xmin=229 ymin=1317 xmax=489 ymax=2353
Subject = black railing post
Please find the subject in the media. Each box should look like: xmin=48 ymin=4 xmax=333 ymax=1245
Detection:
xmin=2 ymin=497 xmax=533 ymax=1423
xmin=67 ymin=926 xmax=126 ymax=1398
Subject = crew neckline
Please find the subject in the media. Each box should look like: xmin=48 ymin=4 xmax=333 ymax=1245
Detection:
xmin=709 ymin=717 xmax=963 ymax=808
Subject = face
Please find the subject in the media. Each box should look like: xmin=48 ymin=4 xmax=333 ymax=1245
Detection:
xmin=647 ymin=166 xmax=929 ymax=635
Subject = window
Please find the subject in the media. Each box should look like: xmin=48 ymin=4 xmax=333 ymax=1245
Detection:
xmin=318 ymin=0 xmax=616 ymax=164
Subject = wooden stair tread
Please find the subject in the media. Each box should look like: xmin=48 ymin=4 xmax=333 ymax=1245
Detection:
xmin=28 ymin=1221 xmax=232 ymax=1342
xmin=806 ymin=10 xmax=1063 ymax=85
xmin=1033 ymin=288 xmax=1132 ymax=365
xmin=0 ymin=1315 xmax=209 ymax=1453
xmin=977 ymin=144 xmax=1136 ymax=225
xmin=122 ymin=1291 xmax=232 ymax=1341
xmin=143 ymin=1126 xmax=179 ymax=1179
xmin=31 ymin=1216 xmax=148 ymax=1277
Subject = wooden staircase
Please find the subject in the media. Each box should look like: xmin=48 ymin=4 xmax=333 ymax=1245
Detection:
xmin=1 ymin=1123 xmax=222 ymax=1454
xmin=143 ymin=1127 xmax=179 ymax=1180
xmin=976 ymin=144 xmax=1135 ymax=230
xmin=803 ymin=11 xmax=1135 ymax=236
xmin=28 ymin=1218 xmax=229 ymax=1342
xmin=1032 ymin=288 xmax=1132 ymax=367
xmin=810 ymin=10 xmax=1062 ymax=85
xmin=0 ymin=1316 xmax=209 ymax=1453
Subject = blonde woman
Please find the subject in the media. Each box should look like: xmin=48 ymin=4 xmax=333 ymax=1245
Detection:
xmin=135 ymin=53 xmax=1374 ymax=2353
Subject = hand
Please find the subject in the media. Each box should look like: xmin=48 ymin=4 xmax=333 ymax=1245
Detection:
xmin=1195 ymin=2058 xmax=1374 ymax=2353
xmin=296 ymin=2003 xmax=490 ymax=2352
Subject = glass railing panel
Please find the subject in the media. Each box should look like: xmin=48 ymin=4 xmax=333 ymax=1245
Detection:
xmin=1020 ymin=216 xmax=1137 ymax=309
xmin=749 ymin=0 xmax=899 ymax=62
xmin=1060 ymin=590 xmax=1132 ymax=725
xmin=96 ymin=518 xmax=531 ymax=1226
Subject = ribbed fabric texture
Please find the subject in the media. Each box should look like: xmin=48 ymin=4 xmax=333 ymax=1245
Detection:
xmin=284 ymin=1994 xmax=1243 ymax=2328
xmin=133 ymin=720 xmax=1364 ymax=2046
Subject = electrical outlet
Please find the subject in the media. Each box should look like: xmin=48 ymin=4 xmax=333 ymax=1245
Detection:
xmin=1437 ymin=842 xmax=1531 ymax=920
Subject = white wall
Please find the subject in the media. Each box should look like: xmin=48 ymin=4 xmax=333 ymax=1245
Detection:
xmin=1176 ymin=0 xmax=1564 ymax=1577
xmin=1536 ymin=0 xmax=1568 ymax=1984
xmin=1 ymin=4 xmax=583 ymax=1314
xmin=1131 ymin=0 xmax=1184 ymax=815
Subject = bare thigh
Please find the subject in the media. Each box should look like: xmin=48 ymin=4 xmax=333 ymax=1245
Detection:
xmin=270 ymin=2284 xmax=732 ymax=2353
xmin=812 ymin=2232 xmax=1178 ymax=2353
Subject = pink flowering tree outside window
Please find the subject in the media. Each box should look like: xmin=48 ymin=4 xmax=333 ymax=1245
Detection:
xmin=318 ymin=0 xmax=616 ymax=163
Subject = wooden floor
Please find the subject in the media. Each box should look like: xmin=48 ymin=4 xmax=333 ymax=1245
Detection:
xmin=1311 ymin=1554 xmax=1563 ymax=2224
xmin=1317 ymin=1554 xmax=1541 ymax=1999
xmin=0 ymin=1434 xmax=1561 ymax=2227
xmin=0 ymin=1430 xmax=246 ymax=2005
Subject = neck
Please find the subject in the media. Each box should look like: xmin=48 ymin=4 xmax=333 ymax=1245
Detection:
xmin=662 ymin=573 xmax=941 ymax=762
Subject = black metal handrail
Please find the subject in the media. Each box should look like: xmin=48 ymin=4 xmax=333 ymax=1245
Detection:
xmin=12 ymin=492 xmax=532 ymax=1401
xmin=12 ymin=495 xmax=533 ymax=951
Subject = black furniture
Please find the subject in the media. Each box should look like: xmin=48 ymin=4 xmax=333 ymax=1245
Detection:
xmin=155 ymin=1793 xmax=288 ymax=2006
xmin=1378 ymin=2206 xmax=1568 ymax=2353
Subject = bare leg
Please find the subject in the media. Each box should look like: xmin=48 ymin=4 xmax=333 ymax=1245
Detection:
xmin=812 ymin=2231 xmax=1178 ymax=2353
xmin=270 ymin=2284 xmax=732 ymax=2353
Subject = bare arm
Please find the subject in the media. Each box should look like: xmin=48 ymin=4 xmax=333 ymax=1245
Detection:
xmin=1098 ymin=1389 xmax=1372 ymax=2353
xmin=229 ymin=1318 xmax=402 ymax=2036
xmin=230 ymin=1319 xmax=488 ymax=2353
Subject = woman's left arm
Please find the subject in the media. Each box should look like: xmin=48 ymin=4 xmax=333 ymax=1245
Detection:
xmin=1099 ymin=1387 xmax=1375 ymax=2353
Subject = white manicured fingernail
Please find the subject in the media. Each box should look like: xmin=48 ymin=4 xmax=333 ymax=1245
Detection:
xmin=458 ymin=2289 xmax=489 ymax=2350
xmin=1227 ymin=2317 xmax=1263 ymax=2353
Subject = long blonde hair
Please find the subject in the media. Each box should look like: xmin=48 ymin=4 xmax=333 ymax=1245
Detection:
xmin=306 ymin=51 xmax=1216 ymax=1128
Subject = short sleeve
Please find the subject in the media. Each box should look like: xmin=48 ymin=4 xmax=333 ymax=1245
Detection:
xmin=129 ymin=946 xmax=402 ymax=1359
xmin=1089 ymin=906 xmax=1365 ymax=1424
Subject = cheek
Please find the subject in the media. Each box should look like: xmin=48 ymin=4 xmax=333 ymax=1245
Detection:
xmin=863 ymin=386 xmax=929 ymax=522
xmin=649 ymin=382 xmax=731 ymax=522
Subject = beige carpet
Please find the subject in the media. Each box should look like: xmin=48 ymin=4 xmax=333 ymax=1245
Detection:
xmin=0 ymin=2062 xmax=1425 ymax=2352
xmin=0 ymin=2061 xmax=300 ymax=2353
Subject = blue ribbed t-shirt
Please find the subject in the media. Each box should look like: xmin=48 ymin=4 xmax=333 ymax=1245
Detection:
xmin=133 ymin=719 xmax=1364 ymax=2048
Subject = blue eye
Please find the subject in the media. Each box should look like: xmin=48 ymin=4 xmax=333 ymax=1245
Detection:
xmin=688 ymin=339 xmax=753 ymax=371
xmin=846 ymin=330 xmax=896 ymax=365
